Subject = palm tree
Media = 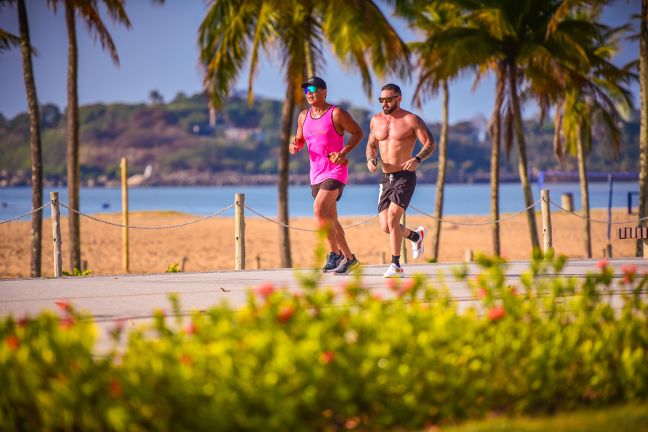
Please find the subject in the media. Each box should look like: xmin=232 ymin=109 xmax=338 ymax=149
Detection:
xmin=1 ymin=1 xmax=43 ymax=276
xmin=416 ymin=0 xmax=620 ymax=254
xmin=553 ymin=23 xmax=635 ymax=258
xmin=17 ymin=0 xmax=44 ymax=277
xmin=48 ymin=0 xmax=131 ymax=271
xmin=405 ymin=2 xmax=465 ymax=261
xmin=639 ymin=0 xmax=648 ymax=256
xmin=199 ymin=0 xmax=409 ymax=268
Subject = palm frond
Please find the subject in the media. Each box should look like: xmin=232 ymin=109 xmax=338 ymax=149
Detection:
xmin=0 ymin=28 xmax=20 ymax=52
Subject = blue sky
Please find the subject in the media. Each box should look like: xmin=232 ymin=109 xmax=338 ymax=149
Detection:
xmin=0 ymin=1 xmax=640 ymax=124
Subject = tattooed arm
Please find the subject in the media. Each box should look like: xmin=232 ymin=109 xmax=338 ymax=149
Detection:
xmin=365 ymin=129 xmax=379 ymax=173
xmin=403 ymin=115 xmax=436 ymax=171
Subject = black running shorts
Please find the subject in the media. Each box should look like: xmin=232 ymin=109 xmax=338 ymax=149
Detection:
xmin=378 ymin=170 xmax=417 ymax=212
xmin=311 ymin=178 xmax=345 ymax=201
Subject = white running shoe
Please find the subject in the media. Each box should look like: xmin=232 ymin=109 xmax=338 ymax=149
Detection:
xmin=411 ymin=226 xmax=425 ymax=260
xmin=383 ymin=263 xmax=405 ymax=278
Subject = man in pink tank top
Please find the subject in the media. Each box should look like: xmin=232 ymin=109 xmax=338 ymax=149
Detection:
xmin=289 ymin=76 xmax=364 ymax=275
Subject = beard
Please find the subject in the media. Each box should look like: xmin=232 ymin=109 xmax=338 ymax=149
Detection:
xmin=382 ymin=105 xmax=396 ymax=115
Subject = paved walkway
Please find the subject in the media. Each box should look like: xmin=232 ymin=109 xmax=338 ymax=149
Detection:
xmin=1 ymin=258 xmax=645 ymax=353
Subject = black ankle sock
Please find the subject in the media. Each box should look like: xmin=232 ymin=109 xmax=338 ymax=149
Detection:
xmin=405 ymin=231 xmax=420 ymax=242
xmin=392 ymin=255 xmax=400 ymax=266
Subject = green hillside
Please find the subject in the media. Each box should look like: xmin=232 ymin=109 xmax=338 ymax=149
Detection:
xmin=0 ymin=91 xmax=640 ymax=186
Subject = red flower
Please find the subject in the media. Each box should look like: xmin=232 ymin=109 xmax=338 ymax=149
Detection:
xmin=110 ymin=318 xmax=126 ymax=339
xmin=386 ymin=279 xmax=399 ymax=292
xmin=254 ymin=283 xmax=275 ymax=299
xmin=109 ymin=379 xmax=122 ymax=398
xmin=54 ymin=299 xmax=72 ymax=313
xmin=397 ymin=280 xmax=415 ymax=297
xmin=477 ymin=287 xmax=487 ymax=298
xmin=622 ymin=264 xmax=637 ymax=277
xmin=180 ymin=353 xmax=192 ymax=365
xmin=184 ymin=321 xmax=197 ymax=335
xmin=60 ymin=317 xmax=75 ymax=330
xmin=278 ymin=305 xmax=295 ymax=323
xmin=596 ymin=259 xmax=609 ymax=271
xmin=321 ymin=351 xmax=335 ymax=364
xmin=5 ymin=335 xmax=19 ymax=350
xmin=487 ymin=306 xmax=506 ymax=321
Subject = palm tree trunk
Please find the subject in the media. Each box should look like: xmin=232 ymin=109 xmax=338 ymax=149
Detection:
xmin=490 ymin=67 xmax=505 ymax=256
xmin=431 ymin=81 xmax=448 ymax=261
xmin=576 ymin=129 xmax=592 ymax=258
xmin=277 ymin=84 xmax=294 ymax=268
xmin=509 ymin=64 xmax=540 ymax=250
xmin=65 ymin=2 xmax=81 ymax=271
xmin=17 ymin=0 xmax=43 ymax=277
xmin=638 ymin=0 xmax=648 ymax=256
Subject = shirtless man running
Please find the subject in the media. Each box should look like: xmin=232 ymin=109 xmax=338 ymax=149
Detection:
xmin=366 ymin=84 xmax=436 ymax=278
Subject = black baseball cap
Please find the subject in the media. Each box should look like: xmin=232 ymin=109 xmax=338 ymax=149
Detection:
xmin=301 ymin=76 xmax=327 ymax=89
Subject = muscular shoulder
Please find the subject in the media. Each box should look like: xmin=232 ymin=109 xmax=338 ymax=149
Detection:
xmin=404 ymin=112 xmax=427 ymax=129
xmin=370 ymin=112 xmax=385 ymax=126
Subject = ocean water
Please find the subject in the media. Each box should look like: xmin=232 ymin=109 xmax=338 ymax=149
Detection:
xmin=0 ymin=182 xmax=640 ymax=222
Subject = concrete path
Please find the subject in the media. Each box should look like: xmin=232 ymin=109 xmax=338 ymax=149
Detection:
xmin=1 ymin=258 xmax=645 ymax=353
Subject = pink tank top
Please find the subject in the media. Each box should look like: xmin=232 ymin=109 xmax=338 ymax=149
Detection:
xmin=302 ymin=105 xmax=348 ymax=185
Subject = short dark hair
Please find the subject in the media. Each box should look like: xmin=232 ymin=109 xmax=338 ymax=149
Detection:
xmin=381 ymin=84 xmax=401 ymax=95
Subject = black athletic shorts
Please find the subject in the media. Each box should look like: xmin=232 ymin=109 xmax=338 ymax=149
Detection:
xmin=378 ymin=170 xmax=417 ymax=212
xmin=311 ymin=178 xmax=345 ymax=201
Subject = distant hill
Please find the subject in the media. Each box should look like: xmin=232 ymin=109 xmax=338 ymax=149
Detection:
xmin=0 ymin=91 xmax=640 ymax=186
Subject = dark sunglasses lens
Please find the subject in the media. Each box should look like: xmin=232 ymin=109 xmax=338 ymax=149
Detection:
xmin=379 ymin=96 xmax=395 ymax=103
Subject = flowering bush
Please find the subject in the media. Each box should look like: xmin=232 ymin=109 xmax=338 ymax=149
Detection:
xmin=1 ymin=252 xmax=647 ymax=430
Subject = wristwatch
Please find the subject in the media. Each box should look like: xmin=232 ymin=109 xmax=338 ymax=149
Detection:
xmin=414 ymin=156 xmax=422 ymax=163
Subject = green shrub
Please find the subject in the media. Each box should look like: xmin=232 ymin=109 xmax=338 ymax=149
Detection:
xmin=1 ymin=254 xmax=647 ymax=430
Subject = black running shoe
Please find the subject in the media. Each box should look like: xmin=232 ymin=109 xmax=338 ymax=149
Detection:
xmin=334 ymin=255 xmax=359 ymax=275
xmin=322 ymin=252 xmax=343 ymax=273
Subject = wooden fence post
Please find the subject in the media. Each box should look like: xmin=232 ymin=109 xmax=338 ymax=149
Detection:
xmin=541 ymin=189 xmax=552 ymax=253
xmin=400 ymin=212 xmax=407 ymax=264
xmin=121 ymin=157 xmax=129 ymax=273
xmin=561 ymin=193 xmax=574 ymax=212
xmin=235 ymin=193 xmax=245 ymax=270
xmin=50 ymin=192 xmax=62 ymax=278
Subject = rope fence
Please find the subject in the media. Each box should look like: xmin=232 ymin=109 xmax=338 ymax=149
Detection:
xmin=0 ymin=202 xmax=51 ymax=225
xmin=409 ymin=200 xmax=540 ymax=226
xmin=59 ymin=202 xmax=235 ymax=230
xmin=3 ymin=186 xmax=648 ymax=277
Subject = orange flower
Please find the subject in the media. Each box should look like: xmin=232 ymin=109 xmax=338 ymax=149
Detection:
xmin=60 ymin=317 xmax=75 ymax=330
xmin=180 ymin=353 xmax=192 ymax=365
xmin=477 ymin=287 xmax=487 ymax=298
xmin=278 ymin=305 xmax=295 ymax=323
xmin=254 ymin=283 xmax=275 ymax=299
xmin=5 ymin=335 xmax=19 ymax=350
xmin=109 ymin=379 xmax=122 ymax=398
xmin=321 ymin=351 xmax=335 ymax=364
xmin=487 ymin=306 xmax=505 ymax=321
xmin=54 ymin=299 xmax=72 ymax=313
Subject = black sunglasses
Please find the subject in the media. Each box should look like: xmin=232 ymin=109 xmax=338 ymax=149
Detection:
xmin=378 ymin=95 xmax=400 ymax=104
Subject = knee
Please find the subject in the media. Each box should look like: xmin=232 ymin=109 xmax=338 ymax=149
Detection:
xmin=379 ymin=220 xmax=390 ymax=234
xmin=387 ymin=210 xmax=400 ymax=227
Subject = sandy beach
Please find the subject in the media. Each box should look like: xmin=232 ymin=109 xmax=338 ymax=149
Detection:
xmin=0 ymin=208 xmax=641 ymax=278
